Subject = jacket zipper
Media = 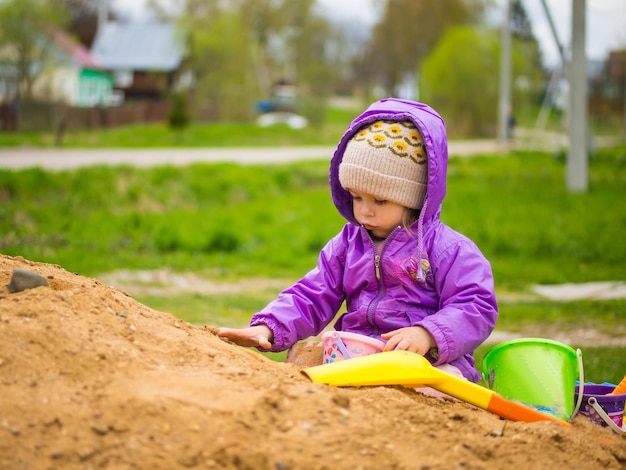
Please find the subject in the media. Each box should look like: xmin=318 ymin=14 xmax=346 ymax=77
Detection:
xmin=366 ymin=226 xmax=400 ymax=334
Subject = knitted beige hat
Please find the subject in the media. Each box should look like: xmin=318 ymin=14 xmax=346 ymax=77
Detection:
xmin=338 ymin=120 xmax=428 ymax=209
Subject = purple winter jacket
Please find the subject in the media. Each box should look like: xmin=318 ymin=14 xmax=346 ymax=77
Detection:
xmin=250 ymin=98 xmax=498 ymax=382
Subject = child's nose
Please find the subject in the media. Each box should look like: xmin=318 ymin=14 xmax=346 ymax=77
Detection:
xmin=359 ymin=201 xmax=374 ymax=217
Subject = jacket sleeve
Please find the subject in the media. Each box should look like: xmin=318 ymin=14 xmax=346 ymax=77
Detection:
xmin=417 ymin=234 xmax=498 ymax=367
xmin=249 ymin=230 xmax=348 ymax=352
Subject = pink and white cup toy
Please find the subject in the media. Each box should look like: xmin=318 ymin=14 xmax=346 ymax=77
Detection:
xmin=322 ymin=331 xmax=385 ymax=364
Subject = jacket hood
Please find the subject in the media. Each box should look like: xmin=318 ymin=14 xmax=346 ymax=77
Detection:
xmin=330 ymin=98 xmax=448 ymax=226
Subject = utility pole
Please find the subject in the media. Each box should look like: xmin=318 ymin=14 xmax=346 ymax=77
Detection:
xmin=567 ymin=0 xmax=588 ymax=192
xmin=498 ymin=0 xmax=513 ymax=145
xmin=539 ymin=0 xmax=566 ymax=64
xmin=536 ymin=0 xmax=566 ymax=132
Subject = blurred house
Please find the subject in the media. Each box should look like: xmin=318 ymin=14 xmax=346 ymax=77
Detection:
xmin=0 ymin=27 xmax=112 ymax=107
xmin=606 ymin=50 xmax=626 ymax=113
xmin=587 ymin=50 xmax=626 ymax=118
xmin=32 ymin=28 xmax=114 ymax=107
xmin=0 ymin=27 xmax=114 ymax=130
xmin=90 ymin=21 xmax=185 ymax=102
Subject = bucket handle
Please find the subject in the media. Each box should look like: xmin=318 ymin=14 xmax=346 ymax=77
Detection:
xmin=587 ymin=397 xmax=626 ymax=435
xmin=570 ymin=348 xmax=584 ymax=421
xmin=332 ymin=332 xmax=352 ymax=360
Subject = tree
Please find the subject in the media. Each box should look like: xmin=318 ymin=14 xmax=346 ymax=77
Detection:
xmin=420 ymin=25 xmax=544 ymax=137
xmin=234 ymin=0 xmax=336 ymax=116
xmin=364 ymin=0 xmax=486 ymax=96
xmin=511 ymin=0 xmax=534 ymax=42
xmin=55 ymin=0 xmax=109 ymax=48
xmin=510 ymin=0 xmax=544 ymax=93
xmin=266 ymin=0 xmax=336 ymax=124
xmin=0 ymin=0 xmax=67 ymax=100
xmin=178 ymin=6 xmax=255 ymax=121
xmin=176 ymin=0 xmax=335 ymax=122
xmin=420 ymin=27 xmax=499 ymax=137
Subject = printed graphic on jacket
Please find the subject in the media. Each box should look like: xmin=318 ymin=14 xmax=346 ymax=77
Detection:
xmin=390 ymin=253 xmax=432 ymax=288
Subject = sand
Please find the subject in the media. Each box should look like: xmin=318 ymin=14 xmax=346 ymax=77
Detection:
xmin=1 ymin=254 xmax=624 ymax=469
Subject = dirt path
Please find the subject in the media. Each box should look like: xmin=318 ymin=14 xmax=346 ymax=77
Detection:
xmin=0 ymin=146 xmax=338 ymax=170
xmin=1 ymin=129 xmax=622 ymax=171
xmin=0 ymin=141 xmax=502 ymax=170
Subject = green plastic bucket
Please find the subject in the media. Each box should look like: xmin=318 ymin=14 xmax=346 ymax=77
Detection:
xmin=481 ymin=338 xmax=581 ymax=420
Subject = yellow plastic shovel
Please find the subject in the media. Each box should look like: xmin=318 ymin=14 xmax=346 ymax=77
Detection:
xmin=303 ymin=350 xmax=571 ymax=428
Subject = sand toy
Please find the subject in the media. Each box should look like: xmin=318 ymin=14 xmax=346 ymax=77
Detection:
xmin=303 ymin=350 xmax=571 ymax=427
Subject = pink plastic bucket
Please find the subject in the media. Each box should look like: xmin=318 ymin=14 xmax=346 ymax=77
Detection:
xmin=321 ymin=331 xmax=385 ymax=364
xmin=575 ymin=383 xmax=626 ymax=434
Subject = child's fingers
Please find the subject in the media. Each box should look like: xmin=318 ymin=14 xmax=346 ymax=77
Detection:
xmin=382 ymin=336 xmax=401 ymax=352
xmin=217 ymin=327 xmax=247 ymax=342
xmin=255 ymin=336 xmax=272 ymax=350
xmin=218 ymin=328 xmax=262 ymax=348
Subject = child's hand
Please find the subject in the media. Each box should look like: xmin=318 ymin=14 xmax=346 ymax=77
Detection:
xmin=218 ymin=325 xmax=273 ymax=350
xmin=381 ymin=326 xmax=435 ymax=356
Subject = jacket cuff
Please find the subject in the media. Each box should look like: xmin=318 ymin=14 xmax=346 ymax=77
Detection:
xmin=250 ymin=317 xmax=284 ymax=353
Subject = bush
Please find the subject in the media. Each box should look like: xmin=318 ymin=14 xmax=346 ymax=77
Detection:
xmin=167 ymin=92 xmax=190 ymax=130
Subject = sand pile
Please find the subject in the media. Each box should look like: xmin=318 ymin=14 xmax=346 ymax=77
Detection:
xmin=0 ymin=254 xmax=624 ymax=469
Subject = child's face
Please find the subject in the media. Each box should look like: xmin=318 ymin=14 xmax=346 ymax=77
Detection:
xmin=348 ymin=189 xmax=405 ymax=239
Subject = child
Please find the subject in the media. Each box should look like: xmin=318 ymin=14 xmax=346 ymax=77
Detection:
xmin=218 ymin=98 xmax=498 ymax=382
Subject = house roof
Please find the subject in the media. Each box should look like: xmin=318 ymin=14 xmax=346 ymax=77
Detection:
xmin=90 ymin=22 xmax=184 ymax=72
xmin=49 ymin=28 xmax=102 ymax=69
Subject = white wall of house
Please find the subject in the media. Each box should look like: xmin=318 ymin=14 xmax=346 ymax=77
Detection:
xmin=32 ymin=66 xmax=77 ymax=104
xmin=33 ymin=66 xmax=114 ymax=107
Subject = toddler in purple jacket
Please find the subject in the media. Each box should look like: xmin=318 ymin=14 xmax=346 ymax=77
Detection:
xmin=219 ymin=98 xmax=498 ymax=382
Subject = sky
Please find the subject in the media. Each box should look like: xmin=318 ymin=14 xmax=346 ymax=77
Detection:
xmin=112 ymin=0 xmax=626 ymax=67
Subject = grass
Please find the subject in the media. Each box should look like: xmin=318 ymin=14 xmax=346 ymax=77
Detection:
xmin=0 ymin=160 xmax=342 ymax=276
xmin=0 ymin=107 xmax=361 ymax=148
xmin=1 ymin=124 xmax=625 ymax=384
xmin=3 ymin=149 xmax=625 ymax=286
xmin=474 ymin=298 xmax=626 ymax=385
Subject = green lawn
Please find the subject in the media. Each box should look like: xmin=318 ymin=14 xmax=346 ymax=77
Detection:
xmin=1 ymin=130 xmax=625 ymax=384
xmin=0 ymin=107 xmax=359 ymax=148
